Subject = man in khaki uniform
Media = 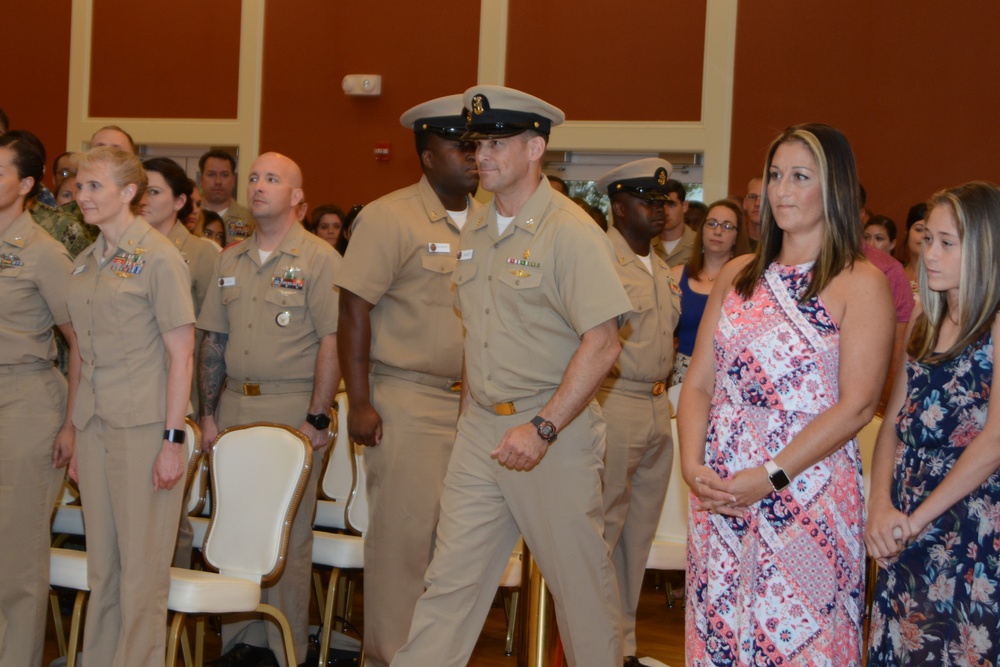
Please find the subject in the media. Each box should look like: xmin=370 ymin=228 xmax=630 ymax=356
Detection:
xmin=336 ymin=95 xmax=478 ymax=667
xmin=198 ymin=152 xmax=341 ymax=667
xmin=652 ymin=178 xmax=695 ymax=268
xmin=200 ymin=149 xmax=255 ymax=243
xmin=595 ymin=159 xmax=681 ymax=667
xmin=392 ymin=86 xmax=632 ymax=667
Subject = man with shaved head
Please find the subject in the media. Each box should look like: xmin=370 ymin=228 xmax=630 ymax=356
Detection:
xmin=91 ymin=125 xmax=136 ymax=154
xmin=197 ymin=152 xmax=342 ymax=667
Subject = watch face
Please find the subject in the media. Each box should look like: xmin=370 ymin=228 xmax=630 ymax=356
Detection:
xmin=770 ymin=469 xmax=791 ymax=491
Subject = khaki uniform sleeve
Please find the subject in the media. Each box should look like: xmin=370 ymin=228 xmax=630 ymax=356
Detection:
xmin=335 ymin=203 xmax=403 ymax=305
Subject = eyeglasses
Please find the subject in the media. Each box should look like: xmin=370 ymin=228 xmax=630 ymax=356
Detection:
xmin=744 ymin=193 xmax=760 ymax=202
xmin=704 ymin=220 xmax=737 ymax=232
xmin=56 ymin=168 xmax=76 ymax=179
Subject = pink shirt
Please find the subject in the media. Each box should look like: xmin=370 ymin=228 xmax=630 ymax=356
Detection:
xmin=863 ymin=243 xmax=914 ymax=323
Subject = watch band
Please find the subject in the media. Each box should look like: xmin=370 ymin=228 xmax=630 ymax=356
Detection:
xmin=306 ymin=412 xmax=332 ymax=430
xmin=163 ymin=428 xmax=186 ymax=445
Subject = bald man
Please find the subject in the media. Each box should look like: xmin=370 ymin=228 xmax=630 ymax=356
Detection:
xmin=91 ymin=126 xmax=136 ymax=154
xmin=198 ymin=152 xmax=342 ymax=667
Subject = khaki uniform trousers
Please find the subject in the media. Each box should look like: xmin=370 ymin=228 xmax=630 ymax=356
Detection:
xmin=392 ymin=400 xmax=623 ymax=667
xmin=0 ymin=366 xmax=66 ymax=667
xmin=362 ymin=373 xmax=458 ymax=667
xmin=218 ymin=389 xmax=324 ymax=667
xmin=77 ymin=418 xmax=185 ymax=667
xmin=597 ymin=386 xmax=672 ymax=657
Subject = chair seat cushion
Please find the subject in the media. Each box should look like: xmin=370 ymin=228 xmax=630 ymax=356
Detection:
xmin=311 ymin=532 xmax=363 ymax=569
xmin=50 ymin=548 xmax=89 ymax=591
xmin=645 ymin=539 xmax=687 ymax=571
xmin=167 ymin=567 xmax=261 ymax=614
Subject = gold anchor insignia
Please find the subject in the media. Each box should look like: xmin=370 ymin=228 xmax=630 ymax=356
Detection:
xmin=657 ymin=169 xmax=667 ymax=185
xmin=522 ymin=249 xmax=530 ymax=260
xmin=512 ymin=269 xmax=529 ymax=278
xmin=472 ymin=95 xmax=485 ymax=115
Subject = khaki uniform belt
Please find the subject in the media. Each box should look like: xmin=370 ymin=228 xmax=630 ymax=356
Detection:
xmin=226 ymin=379 xmax=314 ymax=396
xmin=0 ymin=360 xmax=55 ymax=375
xmin=485 ymin=392 xmax=552 ymax=416
xmin=601 ymin=376 xmax=668 ymax=396
xmin=371 ymin=362 xmax=461 ymax=392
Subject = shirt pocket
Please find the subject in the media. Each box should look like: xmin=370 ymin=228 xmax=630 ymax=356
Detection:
xmin=421 ymin=255 xmax=459 ymax=307
xmin=451 ymin=262 xmax=478 ymax=313
xmin=263 ymin=289 xmax=307 ymax=336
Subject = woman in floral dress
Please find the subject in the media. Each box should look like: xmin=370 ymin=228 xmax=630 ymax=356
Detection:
xmin=866 ymin=181 xmax=1000 ymax=666
xmin=679 ymin=123 xmax=896 ymax=666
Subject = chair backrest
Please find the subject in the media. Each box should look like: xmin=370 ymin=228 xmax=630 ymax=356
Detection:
xmin=857 ymin=414 xmax=883 ymax=501
xmin=203 ymin=422 xmax=312 ymax=583
xmin=183 ymin=417 xmax=207 ymax=516
xmin=345 ymin=441 xmax=368 ymax=536
xmin=320 ymin=392 xmax=354 ymax=501
xmin=655 ymin=418 xmax=690 ymax=542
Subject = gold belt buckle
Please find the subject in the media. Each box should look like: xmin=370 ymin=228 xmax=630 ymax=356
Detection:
xmin=243 ymin=383 xmax=261 ymax=396
xmin=651 ymin=381 xmax=666 ymax=396
xmin=449 ymin=381 xmax=463 ymax=393
xmin=494 ymin=401 xmax=516 ymax=416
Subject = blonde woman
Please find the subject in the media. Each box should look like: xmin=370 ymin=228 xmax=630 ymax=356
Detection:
xmin=68 ymin=146 xmax=195 ymax=666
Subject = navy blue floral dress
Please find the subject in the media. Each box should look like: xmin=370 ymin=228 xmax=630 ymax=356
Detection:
xmin=867 ymin=330 xmax=1000 ymax=666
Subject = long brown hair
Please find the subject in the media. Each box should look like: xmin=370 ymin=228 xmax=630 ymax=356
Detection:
xmin=908 ymin=182 xmax=1000 ymax=362
xmin=734 ymin=123 xmax=863 ymax=303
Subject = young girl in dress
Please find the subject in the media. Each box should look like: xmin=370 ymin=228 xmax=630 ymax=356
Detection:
xmin=866 ymin=181 xmax=1000 ymax=666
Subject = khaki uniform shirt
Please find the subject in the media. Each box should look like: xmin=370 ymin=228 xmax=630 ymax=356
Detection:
xmin=452 ymin=177 xmax=632 ymax=406
xmin=165 ymin=222 xmax=218 ymax=315
xmin=197 ymin=223 xmax=340 ymax=384
xmin=223 ymin=201 xmax=256 ymax=243
xmin=0 ymin=211 xmax=74 ymax=364
xmin=29 ymin=201 xmax=92 ymax=258
xmin=336 ymin=176 xmax=474 ymax=378
xmin=653 ymin=223 xmax=696 ymax=268
xmin=605 ymin=226 xmax=680 ymax=382
xmin=68 ymin=216 xmax=195 ymax=429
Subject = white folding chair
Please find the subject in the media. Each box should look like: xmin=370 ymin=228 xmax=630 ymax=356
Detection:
xmin=312 ymin=438 xmax=367 ymax=666
xmin=48 ymin=418 xmax=203 ymax=666
xmin=165 ymin=422 xmax=312 ymax=667
xmin=645 ymin=417 xmax=690 ymax=606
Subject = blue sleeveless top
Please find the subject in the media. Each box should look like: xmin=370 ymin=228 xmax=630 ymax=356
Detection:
xmin=677 ymin=266 xmax=709 ymax=356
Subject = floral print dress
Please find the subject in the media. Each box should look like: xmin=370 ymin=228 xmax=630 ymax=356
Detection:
xmin=867 ymin=330 xmax=999 ymax=666
xmin=687 ymin=262 xmax=865 ymax=666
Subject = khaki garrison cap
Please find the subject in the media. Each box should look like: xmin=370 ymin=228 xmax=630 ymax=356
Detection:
xmin=596 ymin=158 xmax=674 ymax=201
xmin=461 ymin=85 xmax=565 ymax=140
xmin=399 ymin=94 xmax=468 ymax=138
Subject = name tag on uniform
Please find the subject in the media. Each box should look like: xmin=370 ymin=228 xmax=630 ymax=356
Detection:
xmin=218 ymin=276 xmax=237 ymax=287
xmin=428 ymin=242 xmax=451 ymax=254
xmin=457 ymin=249 xmax=474 ymax=261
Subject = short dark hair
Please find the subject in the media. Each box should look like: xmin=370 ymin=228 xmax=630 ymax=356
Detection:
xmin=143 ymin=157 xmax=194 ymax=222
xmin=663 ymin=178 xmax=687 ymax=202
xmin=0 ymin=107 xmax=8 ymax=134
xmin=198 ymin=149 xmax=237 ymax=173
xmin=0 ymin=130 xmax=46 ymax=199
xmin=53 ymin=151 xmax=73 ymax=174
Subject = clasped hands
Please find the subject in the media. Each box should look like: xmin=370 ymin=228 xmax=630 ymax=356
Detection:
xmin=691 ymin=464 xmax=773 ymax=518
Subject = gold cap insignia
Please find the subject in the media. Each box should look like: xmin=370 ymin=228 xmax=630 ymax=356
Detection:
xmin=657 ymin=168 xmax=667 ymax=185
xmin=472 ymin=95 xmax=485 ymax=115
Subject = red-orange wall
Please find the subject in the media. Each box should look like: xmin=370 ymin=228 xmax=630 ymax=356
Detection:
xmin=2 ymin=0 xmax=73 ymax=176
xmin=506 ymin=0 xmax=706 ymax=122
xmin=259 ymin=1 xmax=481 ymax=209
xmin=89 ymin=0 xmax=241 ymax=119
xmin=6 ymin=1 xmax=1000 ymax=225
xmin=729 ymin=1 xmax=1000 ymax=225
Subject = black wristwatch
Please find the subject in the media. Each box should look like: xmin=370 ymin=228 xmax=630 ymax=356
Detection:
xmin=163 ymin=428 xmax=186 ymax=445
xmin=764 ymin=459 xmax=791 ymax=492
xmin=530 ymin=416 xmax=558 ymax=444
xmin=306 ymin=412 xmax=332 ymax=430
